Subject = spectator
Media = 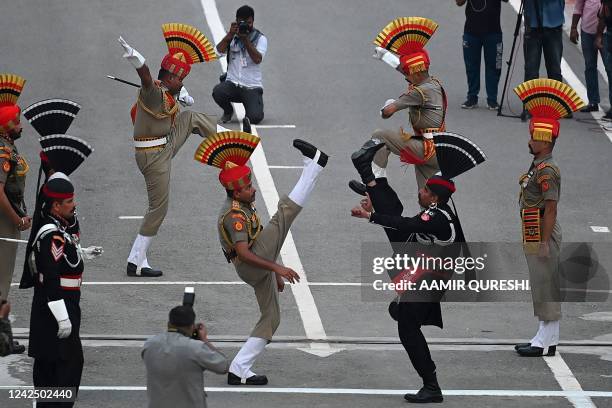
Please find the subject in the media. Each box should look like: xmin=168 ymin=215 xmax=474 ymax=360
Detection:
xmin=571 ymin=0 xmax=612 ymax=114
xmin=456 ymin=0 xmax=508 ymax=110
xmin=595 ymin=0 xmax=612 ymax=120
xmin=212 ymin=5 xmax=267 ymax=124
xmin=142 ymin=306 xmax=229 ymax=408
xmin=521 ymin=0 xmax=566 ymax=121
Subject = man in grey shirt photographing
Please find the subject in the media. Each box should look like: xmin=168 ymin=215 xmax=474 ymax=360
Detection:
xmin=142 ymin=305 xmax=229 ymax=408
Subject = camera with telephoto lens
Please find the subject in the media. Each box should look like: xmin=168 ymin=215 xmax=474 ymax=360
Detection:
xmin=238 ymin=20 xmax=249 ymax=34
xmin=182 ymin=287 xmax=199 ymax=339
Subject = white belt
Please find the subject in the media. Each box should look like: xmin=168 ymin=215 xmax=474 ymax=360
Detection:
xmin=60 ymin=277 xmax=82 ymax=288
xmin=134 ymin=137 xmax=167 ymax=148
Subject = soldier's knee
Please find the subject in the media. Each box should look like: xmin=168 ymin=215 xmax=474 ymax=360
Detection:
xmin=372 ymin=129 xmax=387 ymax=141
xmin=247 ymin=111 xmax=264 ymax=124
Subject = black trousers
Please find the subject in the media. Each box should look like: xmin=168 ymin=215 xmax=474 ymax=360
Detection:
xmin=367 ymin=178 xmax=438 ymax=382
xmin=212 ymin=80 xmax=264 ymax=124
xmin=33 ymin=354 xmax=84 ymax=407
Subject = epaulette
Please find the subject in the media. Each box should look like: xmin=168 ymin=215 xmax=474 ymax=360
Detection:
xmin=536 ymin=162 xmax=560 ymax=177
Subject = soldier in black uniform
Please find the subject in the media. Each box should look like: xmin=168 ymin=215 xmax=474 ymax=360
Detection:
xmin=28 ymin=175 xmax=84 ymax=407
xmin=350 ymin=133 xmax=485 ymax=403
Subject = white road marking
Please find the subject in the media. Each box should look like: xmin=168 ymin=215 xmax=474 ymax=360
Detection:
xmin=200 ymin=0 xmax=339 ymax=358
xmin=509 ymin=0 xmax=612 ymax=144
xmin=268 ymin=165 xmax=304 ymax=169
xmin=590 ymin=226 xmax=610 ymax=233
xmin=254 ymin=125 xmax=297 ymax=129
xmin=544 ymin=353 xmax=597 ymax=408
xmin=10 ymin=281 xmax=365 ymax=287
xmin=0 ymin=237 xmax=27 ymax=243
xmin=118 ymin=216 xmax=144 ymax=220
xmin=1 ymin=385 xmax=611 ymax=398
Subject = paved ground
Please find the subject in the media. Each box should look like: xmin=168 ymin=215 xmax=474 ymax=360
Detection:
xmin=0 ymin=0 xmax=611 ymax=407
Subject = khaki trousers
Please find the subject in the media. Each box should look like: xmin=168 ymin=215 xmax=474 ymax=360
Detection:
xmin=372 ymin=128 xmax=440 ymax=190
xmin=234 ymin=196 xmax=302 ymax=340
xmin=136 ymin=111 xmax=216 ymax=237
xmin=0 ymin=216 xmax=19 ymax=301
xmin=524 ymin=223 xmax=562 ymax=321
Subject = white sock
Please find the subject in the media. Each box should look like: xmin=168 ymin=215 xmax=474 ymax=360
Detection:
xmin=288 ymin=151 xmax=324 ymax=207
xmin=371 ymin=162 xmax=387 ymax=179
xmin=127 ymin=234 xmax=153 ymax=271
xmin=230 ymin=337 xmax=268 ymax=380
xmin=530 ymin=320 xmax=560 ymax=348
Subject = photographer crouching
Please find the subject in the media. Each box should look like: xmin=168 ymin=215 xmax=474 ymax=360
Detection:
xmin=142 ymin=302 xmax=229 ymax=408
xmin=212 ymin=5 xmax=267 ymax=124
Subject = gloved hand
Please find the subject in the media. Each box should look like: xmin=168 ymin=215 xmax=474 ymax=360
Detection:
xmin=79 ymin=245 xmax=104 ymax=260
xmin=381 ymin=99 xmax=396 ymax=117
xmin=47 ymin=299 xmax=72 ymax=339
xmin=118 ymin=36 xmax=146 ymax=69
xmin=178 ymin=86 xmax=195 ymax=107
xmin=372 ymin=46 xmax=400 ymax=69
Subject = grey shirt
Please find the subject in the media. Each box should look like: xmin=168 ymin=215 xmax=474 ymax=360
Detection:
xmin=142 ymin=332 xmax=229 ymax=408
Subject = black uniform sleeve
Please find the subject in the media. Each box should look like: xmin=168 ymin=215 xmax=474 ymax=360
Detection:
xmin=37 ymin=233 xmax=65 ymax=302
xmin=369 ymin=211 xmax=450 ymax=235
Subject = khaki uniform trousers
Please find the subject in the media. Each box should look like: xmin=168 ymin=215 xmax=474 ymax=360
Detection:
xmin=372 ymin=129 xmax=440 ymax=190
xmin=0 ymin=216 xmax=19 ymax=301
xmin=233 ymin=196 xmax=301 ymax=341
xmin=524 ymin=222 xmax=562 ymax=321
xmin=135 ymin=111 xmax=216 ymax=237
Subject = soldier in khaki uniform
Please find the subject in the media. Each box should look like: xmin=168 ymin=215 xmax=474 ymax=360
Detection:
xmin=0 ymin=73 xmax=31 ymax=303
xmin=118 ymin=24 xmax=218 ymax=277
xmin=195 ymin=131 xmax=328 ymax=385
xmin=513 ymin=79 xmax=585 ymax=357
xmin=353 ymin=18 xmax=446 ymax=191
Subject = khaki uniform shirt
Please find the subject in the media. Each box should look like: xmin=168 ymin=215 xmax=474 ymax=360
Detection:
xmin=519 ymin=153 xmax=561 ymax=210
xmin=132 ymin=82 xmax=179 ymax=140
xmin=218 ymin=198 xmax=262 ymax=256
xmin=394 ymin=77 xmax=445 ymax=133
xmin=0 ymin=137 xmax=27 ymax=215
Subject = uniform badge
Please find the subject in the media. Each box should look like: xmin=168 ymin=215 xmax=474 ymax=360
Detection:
xmin=2 ymin=161 xmax=10 ymax=173
xmin=541 ymin=181 xmax=549 ymax=192
xmin=421 ymin=212 xmax=430 ymax=221
xmin=50 ymin=238 xmax=65 ymax=262
xmin=233 ymin=222 xmax=244 ymax=232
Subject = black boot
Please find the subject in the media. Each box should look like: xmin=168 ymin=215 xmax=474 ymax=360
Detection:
xmin=127 ymin=263 xmax=163 ymax=277
xmin=228 ymin=372 xmax=268 ymax=385
xmin=293 ymin=139 xmax=329 ymax=167
xmin=517 ymin=344 xmax=556 ymax=357
xmin=242 ymin=117 xmax=252 ymax=134
xmin=348 ymin=180 xmax=367 ymax=196
xmin=351 ymin=139 xmax=385 ymax=184
xmin=404 ymin=374 xmax=443 ymax=403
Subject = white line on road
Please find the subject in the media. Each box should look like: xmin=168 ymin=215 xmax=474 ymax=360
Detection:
xmin=590 ymin=226 xmax=610 ymax=233
xmin=544 ymin=353 xmax=597 ymax=408
xmin=254 ymin=125 xmax=297 ymax=129
xmin=268 ymin=165 xmax=304 ymax=169
xmin=10 ymin=281 xmax=364 ymax=287
xmin=1 ymin=385 xmax=611 ymax=398
xmin=118 ymin=216 xmax=144 ymax=220
xmin=0 ymin=237 xmax=27 ymax=243
xmin=200 ymin=0 xmax=339 ymax=357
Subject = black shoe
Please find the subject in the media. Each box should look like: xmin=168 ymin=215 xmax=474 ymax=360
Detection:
xmin=404 ymin=385 xmax=443 ymax=403
xmin=350 ymin=139 xmax=385 ymax=184
xmin=520 ymin=109 xmax=531 ymax=122
xmin=517 ymin=345 xmax=556 ymax=357
xmin=228 ymin=372 xmax=268 ymax=385
xmin=242 ymin=117 xmax=252 ymax=133
xmin=514 ymin=343 xmax=530 ymax=351
xmin=220 ymin=111 xmax=233 ymax=123
xmin=603 ymin=110 xmax=612 ymax=121
xmin=348 ymin=180 xmax=367 ymax=196
xmin=461 ymin=99 xmax=478 ymax=109
xmin=10 ymin=341 xmax=25 ymax=355
xmin=127 ymin=263 xmax=163 ymax=277
xmin=292 ymin=139 xmax=329 ymax=167
xmin=487 ymin=101 xmax=499 ymax=111
xmin=580 ymin=103 xmax=599 ymax=113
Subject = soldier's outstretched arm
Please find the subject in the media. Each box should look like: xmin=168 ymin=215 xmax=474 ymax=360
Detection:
xmin=117 ymin=36 xmax=153 ymax=89
xmin=234 ymin=241 xmax=300 ymax=284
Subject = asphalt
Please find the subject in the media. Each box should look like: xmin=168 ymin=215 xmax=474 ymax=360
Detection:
xmin=0 ymin=0 xmax=611 ymax=407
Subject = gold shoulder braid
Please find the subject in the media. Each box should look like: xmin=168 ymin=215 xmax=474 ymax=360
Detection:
xmin=219 ymin=204 xmax=263 ymax=250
